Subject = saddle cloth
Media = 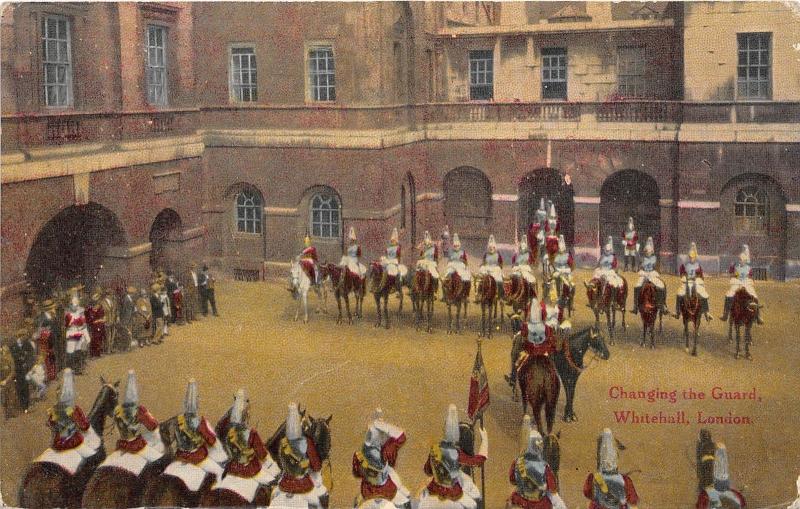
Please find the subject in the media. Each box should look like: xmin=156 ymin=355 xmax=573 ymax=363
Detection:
xmin=215 ymin=460 xmax=281 ymax=502
xmin=163 ymin=459 xmax=218 ymax=492
xmin=100 ymin=444 xmax=164 ymax=477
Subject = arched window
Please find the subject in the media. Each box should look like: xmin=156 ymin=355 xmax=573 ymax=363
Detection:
xmin=310 ymin=193 xmax=340 ymax=239
xmin=236 ymin=189 xmax=262 ymax=234
xmin=735 ymin=187 xmax=767 ymax=218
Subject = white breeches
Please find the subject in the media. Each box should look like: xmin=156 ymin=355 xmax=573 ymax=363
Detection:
xmin=416 ymin=260 xmax=440 ymax=279
xmin=593 ymin=268 xmax=623 ymax=288
xmin=340 ymin=256 xmax=366 ymax=277
xmin=445 ymin=261 xmax=472 ymax=280
xmin=624 ymin=245 xmax=638 ymax=257
xmin=727 ymin=278 xmax=757 ymax=298
xmin=382 ymin=258 xmax=408 ymax=278
xmin=478 ymin=265 xmax=503 ymax=284
xmin=553 ymin=267 xmax=573 ymax=284
xmin=511 ymin=265 xmax=536 ymax=284
xmin=677 ymin=279 xmax=709 ymax=299
xmin=635 ymin=271 xmax=665 ymax=289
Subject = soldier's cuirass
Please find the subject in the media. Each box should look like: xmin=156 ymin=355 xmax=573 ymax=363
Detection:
xmin=547 ymin=219 xmax=558 ymax=233
xmin=625 ymin=230 xmax=636 ymax=241
xmin=600 ymin=254 xmax=615 ymax=270
xmin=554 ymin=253 xmax=570 ymax=269
xmin=484 ymin=252 xmax=500 ymax=266
xmin=279 ymin=437 xmax=311 ymax=478
xmin=175 ymin=415 xmax=204 ymax=452
xmin=423 ymin=246 xmax=436 ymax=260
xmin=517 ymin=457 xmax=548 ymax=496
xmin=228 ymin=425 xmax=255 ymax=465
xmin=733 ymin=262 xmax=750 ymax=281
xmin=347 ymin=244 xmax=360 ymax=258
xmin=386 ymin=245 xmax=399 ymax=260
xmin=51 ymin=405 xmax=78 ymax=440
xmin=536 ymin=210 xmax=547 ymax=224
xmin=684 ymin=261 xmax=701 ymax=279
xmin=593 ymin=473 xmax=627 ymax=509
xmin=527 ymin=321 xmax=546 ymax=345
xmin=641 ymin=254 xmax=657 ymax=272
xmin=516 ymin=252 xmax=530 ymax=266
xmin=450 ymin=249 xmax=465 ymax=262
xmin=705 ymin=487 xmax=743 ymax=509
xmin=114 ymin=405 xmax=140 ymax=440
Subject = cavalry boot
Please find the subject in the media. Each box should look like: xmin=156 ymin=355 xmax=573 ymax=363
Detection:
xmin=674 ymin=296 xmax=682 ymax=317
xmin=631 ymin=287 xmax=640 ymax=314
xmin=658 ymin=288 xmax=668 ymax=314
xmin=702 ymin=298 xmax=713 ymax=321
xmin=720 ymin=296 xmax=733 ymax=321
xmin=756 ymin=305 xmax=764 ymax=325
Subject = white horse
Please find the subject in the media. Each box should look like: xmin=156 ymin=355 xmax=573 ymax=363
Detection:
xmin=289 ymin=258 xmax=326 ymax=323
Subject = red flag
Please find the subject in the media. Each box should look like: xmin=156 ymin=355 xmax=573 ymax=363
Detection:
xmin=467 ymin=341 xmax=490 ymax=421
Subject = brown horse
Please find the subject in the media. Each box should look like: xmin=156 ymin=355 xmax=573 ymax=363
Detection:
xmin=729 ymin=288 xmax=758 ymax=360
xmin=19 ymin=378 xmax=119 ymax=509
xmin=367 ymin=262 xmax=403 ymax=329
xmin=503 ymin=275 xmax=536 ymax=324
xmin=474 ymin=274 xmax=502 ymax=338
xmin=584 ymin=277 xmax=627 ymax=344
xmin=676 ymin=282 xmax=703 ymax=356
xmin=413 ymin=269 xmax=438 ymax=333
xmin=519 ymin=355 xmax=560 ymax=435
xmin=637 ymin=281 xmax=663 ymax=349
xmin=442 ymin=273 xmax=470 ymax=334
xmin=320 ymin=263 xmax=365 ymax=325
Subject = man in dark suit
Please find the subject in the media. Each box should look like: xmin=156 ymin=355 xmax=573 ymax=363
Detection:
xmin=199 ymin=265 xmax=219 ymax=317
xmin=10 ymin=328 xmax=35 ymax=412
xmin=149 ymin=284 xmax=165 ymax=344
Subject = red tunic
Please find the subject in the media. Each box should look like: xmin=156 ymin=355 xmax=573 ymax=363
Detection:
xmin=300 ymin=246 xmax=319 ymax=281
xmin=582 ymin=473 xmax=639 ymax=509
xmin=65 ymin=312 xmax=87 ymax=339
xmin=226 ymin=430 xmax=269 ymax=478
xmin=623 ymin=231 xmax=638 ymax=249
xmin=115 ymin=405 xmax=159 ymax=453
xmin=679 ymin=264 xmax=703 ymax=278
xmin=48 ymin=406 xmax=90 ymax=450
xmin=85 ymin=304 xmax=106 ymax=357
xmin=508 ymin=461 xmax=557 ymax=509
xmin=352 ymin=452 xmax=400 ymax=501
xmin=696 ymin=488 xmax=746 ymax=509
xmin=175 ymin=417 xmax=218 ymax=464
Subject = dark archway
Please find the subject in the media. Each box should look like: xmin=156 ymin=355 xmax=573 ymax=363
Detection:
xmin=149 ymin=208 xmax=182 ymax=271
xmin=444 ymin=166 xmax=492 ymax=253
xmin=599 ymin=170 xmax=660 ymax=255
xmin=407 ymin=172 xmax=417 ymax=247
xmin=25 ymin=203 xmax=126 ymax=296
xmin=518 ymin=168 xmax=575 ymax=246
xmin=719 ymin=173 xmax=786 ymax=280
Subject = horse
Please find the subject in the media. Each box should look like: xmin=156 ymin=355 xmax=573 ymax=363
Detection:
xmin=584 ymin=277 xmax=627 ymax=344
xmin=503 ymin=275 xmax=535 ymax=325
xmin=290 ymin=258 xmax=325 ymax=324
xmin=473 ymin=274 xmax=502 ymax=339
xmin=729 ymin=288 xmax=758 ymax=360
xmin=637 ymin=281 xmax=663 ymax=349
xmin=320 ymin=263 xmax=365 ymax=325
xmin=412 ymin=269 xmax=438 ymax=333
xmin=367 ymin=262 xmax=404 ymax=329
xmin=442 ymin=273 xmax=470 ymax=334
xmin=18 ymin=378 xmax=120 ymax=509
xmin=81 ymin=419 xmax=176 ymax=508
xmin=518 ymin=348 xmax=560 ymax=435
xmin=552 ymin=327 xmax=610 ymax=423
xmin=676 ymin=281 xmax=703 ymax=356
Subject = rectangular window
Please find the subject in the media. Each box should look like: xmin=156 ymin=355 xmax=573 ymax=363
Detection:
xmin=541 ymin=47 xmax=567 ymax=100
xmin=469 ymin=50 xmax=493 ymax=101
xmin=146 ymin=25 xmax=168 ymax=106
xmin=617 ymin=46 xmax=646 ymax=98
xmin=41 ymin=15 xmax=73 ymax=107
xmin=230 ymin=47 xmax=257 ymax=102
xmin=308 ymin=46 xmax=335 ymax=102
xmin=737 ymin=33 xmax=771 ymax=100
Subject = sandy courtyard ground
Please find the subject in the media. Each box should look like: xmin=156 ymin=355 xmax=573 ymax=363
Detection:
xmin=2 ymin=269 xmax=799 ymax=508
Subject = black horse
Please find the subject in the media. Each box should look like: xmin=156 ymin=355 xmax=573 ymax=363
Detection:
xmin=553 ymin=327 xmax=610 ymax=422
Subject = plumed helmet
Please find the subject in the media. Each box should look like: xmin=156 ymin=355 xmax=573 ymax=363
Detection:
xmin=286 ymin=402 xmax=303 ymax=442
xmin=558 ymin=234 xmax=566 ymax=253
xmin=548 ymin=203 xmax=557 ymax=219
xmin=349 ymin=226 xmax=357 ymax=242
xmin=59 ymin=368 xmax=76 ymax=406
xmin=183 ymin=378 xmax=199 ymax=415
xmin=124 ymin=369 xmax=139 ymax=406
xmin=689 ymin=241 xmax=698 ymax=260
xmin=539 ymin=197 xmax=545 ymax=210
xmin=390 ymin=227 xmax=399 ymax=244
xmin=230 ymin=388 xmax=247 ymax=425
xmin=526 ymin=429 xmax=544 ymax=461
xmin=604 ymin=236 xmax=614 ymax=254
xmin=740 ymin=244 xmax=750 ymax=264
xmin=598 ymin=428 xmax=618 ymax=473
xmin=443 ymin=404 xmax=459 ymax=444
xmin=519 ymin=414 xmax=532 ymax=454
xmin=424 ymin=230 xmax=432 ymax=245
xmin=363 ymin=441 xmax=384 ymax=471
xmin=304 ymin=235 xmax=312 ymax=248
xmin=519 ymin=233 xmax=529 ymax=252
xmin=487 ymin=234 xmax=497 ymax=251
xmin=452 ymin=233 xmax=461 ymax=248
xmin=627 ymin=217 xmax=635 ymax=230
xmin=442 ymin=225 xmax=450 ymax=237
xmin=528 ymin=298 xmax=542 ymax=324
xmin=713 ymin=443 xmax=730 ymax=483
xmin=645 ymin=237 xmax=654 ymax=255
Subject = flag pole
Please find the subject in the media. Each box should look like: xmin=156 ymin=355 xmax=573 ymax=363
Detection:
xmin=477 ymin=338 xmax=487 ymax=509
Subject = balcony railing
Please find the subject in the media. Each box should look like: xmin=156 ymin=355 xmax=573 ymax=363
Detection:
xmin=2 ymin=101 xmax=798 ymax=151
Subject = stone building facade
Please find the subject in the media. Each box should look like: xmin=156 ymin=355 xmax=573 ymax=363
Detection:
xmin=2 ymin=2 xmax=798 ymax=321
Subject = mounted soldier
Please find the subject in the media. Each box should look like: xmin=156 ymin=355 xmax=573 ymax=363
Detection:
xmin=342 ymin=227 xmax=367 ymax=279
xmin=511 ymin=231 xmax=537 ymax=287
xmin=98 ymin=370 xmax=165 ymax=474
xmin=477 ymin=235 xmax=505 ymax=300
xmin=721 ymin=244 xmax=763 ymax=324
xmin=621 ymin=217 xmax=639 ymax=272
xmin=631 ymin=237 xmax=667 ymax=315
xmin=415 ymin=404 xmax=486 ymax=509
xmin=441 ymin=225 xmax=452 ymax=260
xmin=64 ymin=292 xmax=91 ymax=373
xmin=352 ymin=408 xmax=410 ymax=508
xmin=695 ymin=444 xmax=746 ymax=509
xmin=36 ymin=368 xmax=102 ymax=471
xmin=583 ymin=428 xmax=639 ymax=509
xmin=416 ymin=231 xmax=440 ymax=281
xmin=552 ymin=235 xmax=574 ymax=298
xmin=507 ymin=428 xmax=566 ymax=509
xmin=381 ymin=228 xmax=408 ymax=292
xmin=675 ymin=242 xmax=712 ymax=322
xmin=505 ymin=298 xmax=554 ymax=389
xmin=300 ymin=235 xmax=321 ymax=287
xmin=443 ymin=234 xmax=471 ymax=284
xmin=272 ymin=402 xmax=329 ymax=508
xmin=544 ymin=204 xmax=560 ymax=260
xmin=543 ymin=283 xmax=570 ymax=334
xmin=593 ymin=237 xmax=624 ymax=292
xmin=213 ymin=389 xmax=280 ymax=503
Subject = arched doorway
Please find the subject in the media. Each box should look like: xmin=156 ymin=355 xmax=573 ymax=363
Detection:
xmin=599 ymin=170 xmax=660 ymax=255
xmin=443 ymin=166 xmax=492 ymax=253
xmin=25 ymin=203 xmax=126 ymax=296
xmin=518 ymin=168 xmax=575 ymax=245
xmin=719 ymin=173 xmax=786 ymax=280
xmin=149 ymin=208 xmax=182 ymax=271
xmin=406 ymin=172 xmax=417 ymax=247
